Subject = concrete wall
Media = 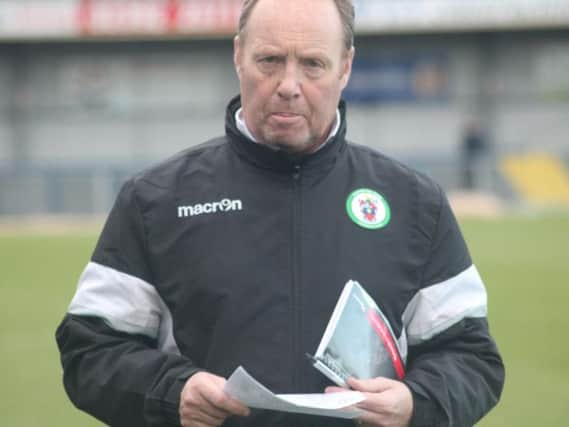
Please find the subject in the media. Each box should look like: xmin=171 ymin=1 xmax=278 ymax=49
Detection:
xmin=0 ymin=40 xmax=237 ymax=168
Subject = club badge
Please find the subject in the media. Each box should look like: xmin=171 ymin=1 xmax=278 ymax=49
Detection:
xmin=346 ymin=188 xmax=391 ymax=230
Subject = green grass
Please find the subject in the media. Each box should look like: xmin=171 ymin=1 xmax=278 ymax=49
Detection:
xmin=0 ymin=233 xmax=102 ymax=426
xmin=1 ymin=214 xmax=568 ymax=426
xmin=461 ymin=214 xmax=569 ymax=426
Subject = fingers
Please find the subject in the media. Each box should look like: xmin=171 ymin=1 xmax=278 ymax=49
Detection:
xmin=347 ymin=376 xmax=400 ymax=393
xmin=179 ymin=372 xmax=250 ymax=427
xmin=326 ymin=377 xmax=397 ymax=394
xmin=324 ymin=385 xmax=348 ymax=393
xmin=197 ymin=375 xmax=250 ymax=417
xmin=180 ymin=406 xmax=226 ymax=427
xmin=347 ymin=377 xmax=413 ymax=427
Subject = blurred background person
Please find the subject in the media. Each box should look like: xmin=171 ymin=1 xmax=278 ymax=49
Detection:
xmin=461 ymin=120 xmax=489 ymax=191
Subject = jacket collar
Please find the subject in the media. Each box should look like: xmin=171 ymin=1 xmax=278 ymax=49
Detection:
xmin=225 ymin=95 xmax=347 ymax=175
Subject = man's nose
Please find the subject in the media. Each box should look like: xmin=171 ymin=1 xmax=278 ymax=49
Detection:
xmin=277 ymin=62 xmax=301 ymax=100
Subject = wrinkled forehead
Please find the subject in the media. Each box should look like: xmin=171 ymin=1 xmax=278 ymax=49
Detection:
xmin=243 ymin=0 xmax=345 ymax=52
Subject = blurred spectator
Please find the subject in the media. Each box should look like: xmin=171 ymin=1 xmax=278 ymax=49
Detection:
xmin=461 ymin=121 xmax=489 ymax=191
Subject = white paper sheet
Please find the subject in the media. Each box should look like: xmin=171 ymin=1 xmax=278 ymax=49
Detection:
xmin=223 ymin=366 xmax=364 ymax=419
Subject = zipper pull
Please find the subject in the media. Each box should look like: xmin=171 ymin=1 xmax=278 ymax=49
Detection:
xmin=292 ymin=164 xmax=301 ymax=180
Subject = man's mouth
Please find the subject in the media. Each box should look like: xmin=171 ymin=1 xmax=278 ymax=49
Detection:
xmin=272 ymin=112 xmax=300 ymax=117
xmin=270 ymin=112 xmax=303 ymax=124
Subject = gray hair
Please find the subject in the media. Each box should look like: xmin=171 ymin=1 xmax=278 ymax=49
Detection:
xmin=238 ymin=0 xmax=355 ymax=51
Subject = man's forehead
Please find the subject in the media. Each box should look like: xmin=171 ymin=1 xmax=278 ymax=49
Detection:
xmin=249 ymin=30 xmax=338 ymax=54
xmin=244 ymin=0 xmax=344 ymax=50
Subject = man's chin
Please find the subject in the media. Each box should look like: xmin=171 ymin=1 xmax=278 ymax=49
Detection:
xmin=263 ymin=134 xmax=322 ymax=155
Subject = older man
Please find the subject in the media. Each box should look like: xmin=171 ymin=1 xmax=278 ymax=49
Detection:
xmin=56 ymin=0 xmax=504 ymax=426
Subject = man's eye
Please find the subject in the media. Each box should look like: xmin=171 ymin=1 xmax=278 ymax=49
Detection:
xmin=257 ymin=56 xmax=282 ymax=72
xmin=260 ymin=56 xmax=279 ymax=64
xmin=302 ymin=59 xmax=326 ymax=78
xmin=304 ymin=59 xmax=323 ymax=68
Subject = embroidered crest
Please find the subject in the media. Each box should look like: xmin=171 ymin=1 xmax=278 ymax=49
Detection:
xmin=346 ymin=189 xmax=391 ymax=229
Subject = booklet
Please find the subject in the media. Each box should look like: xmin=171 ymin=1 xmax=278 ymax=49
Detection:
xmin=224 ymin=366 xmax=364 ymax=419
xmin=307 ymin=280 xmax=405 ymax=387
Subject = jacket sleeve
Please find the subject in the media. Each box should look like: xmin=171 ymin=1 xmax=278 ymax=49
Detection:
xmin=402 ymin=183 xmax=505 ymax=427
xmin=55 ymin=179 xmax=200 ymax=426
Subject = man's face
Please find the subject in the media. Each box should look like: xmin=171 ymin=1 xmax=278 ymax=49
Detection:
xmin=234 ymin=0 xmax=354 ymax=154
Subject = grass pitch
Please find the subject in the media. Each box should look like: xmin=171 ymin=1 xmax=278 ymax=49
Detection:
xmin=461 ymin=214 xmax=569 ymax=426
xmin=1 ymin=214 xmax=568 ymax=426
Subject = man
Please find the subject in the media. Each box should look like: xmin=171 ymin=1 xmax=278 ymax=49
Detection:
xmin=56 ymin=0 xmax=504 ymax=426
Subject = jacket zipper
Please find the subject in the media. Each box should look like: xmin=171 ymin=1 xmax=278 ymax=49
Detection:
xmin=291 ymin=164 xmax=302 ymax=390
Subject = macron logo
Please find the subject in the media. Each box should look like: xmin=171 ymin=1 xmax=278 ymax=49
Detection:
xmin=177 ymin=198 xmax=243 ymax=218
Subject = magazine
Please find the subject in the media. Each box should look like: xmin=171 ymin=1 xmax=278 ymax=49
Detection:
xmin=307 ymin=280 xmax=405 ymax=387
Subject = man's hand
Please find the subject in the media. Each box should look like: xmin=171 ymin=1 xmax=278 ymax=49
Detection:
xmin=179 ymin=371 xmax=250 ymax=427
xmin=326 ymin=377 xmax=413 ymax=427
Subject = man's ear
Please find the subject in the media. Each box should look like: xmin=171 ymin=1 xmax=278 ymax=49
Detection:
xmin=339 ymin=46 xmax=355 ymax=89
xmin=234 ymin=35 xmax=242 ymax=78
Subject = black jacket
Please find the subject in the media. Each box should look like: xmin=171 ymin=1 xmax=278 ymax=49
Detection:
xmin=56 ymin=96 xmax=504 ymax=426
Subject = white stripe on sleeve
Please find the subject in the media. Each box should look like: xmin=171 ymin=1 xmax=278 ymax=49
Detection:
xmin=402 ymin=265 xmax=487 ymax=346
xmin=68 ymin=261 xmax=180 ymax=354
